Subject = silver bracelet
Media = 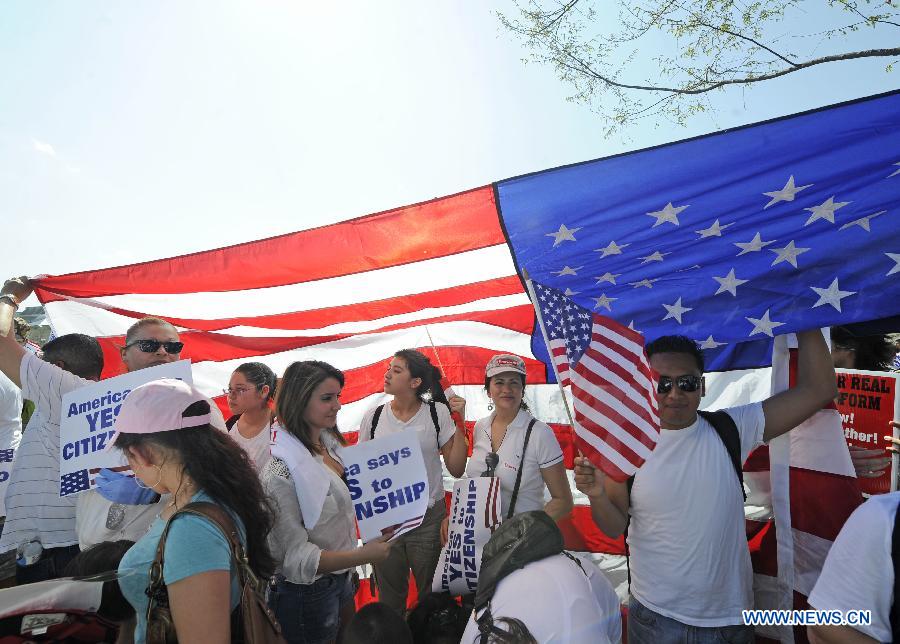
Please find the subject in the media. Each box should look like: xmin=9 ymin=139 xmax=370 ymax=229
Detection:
xmin=0 ymin=294 xmax=20 ymax=309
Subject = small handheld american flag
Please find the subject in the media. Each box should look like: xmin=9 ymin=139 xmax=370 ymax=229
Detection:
xmin=529 ymin=280 xmax=660 ymax=482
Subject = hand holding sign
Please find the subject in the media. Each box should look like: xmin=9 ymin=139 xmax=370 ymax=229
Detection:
xmin=359 ymin=535 xmax=392 ymax=565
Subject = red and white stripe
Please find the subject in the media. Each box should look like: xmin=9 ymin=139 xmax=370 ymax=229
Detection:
xmin=570 ymin=315 xmax=659 ymax=483
xmin=31 ymin=186 xmax=564 ymax=433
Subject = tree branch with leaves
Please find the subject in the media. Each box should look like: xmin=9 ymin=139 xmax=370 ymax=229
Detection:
xmin=498 ymin=0 xmax=900 ymax=136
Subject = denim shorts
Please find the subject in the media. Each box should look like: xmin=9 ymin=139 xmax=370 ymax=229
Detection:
xmin=267 ymin=572 xmax=354 ymax=644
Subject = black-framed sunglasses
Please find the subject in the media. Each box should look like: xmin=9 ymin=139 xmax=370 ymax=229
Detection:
xmin=125 ymin=339 xmax=184 ymax=354
xmin=656 ymin=375 xmax=702 ymax=394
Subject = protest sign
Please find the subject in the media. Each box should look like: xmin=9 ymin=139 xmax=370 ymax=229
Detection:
xmin=0 ymin=447 xmax=14 ymax=516
xmin=432 ymin=476 xmax=502 ymax=596
xmin=58 ymin=360 xmax=192 ymax=496
xmin=343 ymin=428 xmax=429 ymax=542
xmin=836 ymin=369 xmax=899 ymax=495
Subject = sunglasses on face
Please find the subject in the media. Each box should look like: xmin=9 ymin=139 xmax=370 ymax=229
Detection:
xmin=125 ymin=339 xmax=184 ymax=354
xmin=656 ymin=375 xmax=702 ymax=394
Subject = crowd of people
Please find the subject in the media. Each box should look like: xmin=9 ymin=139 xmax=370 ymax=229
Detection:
xmin=0 ymin=274 xmax=899 ymax=644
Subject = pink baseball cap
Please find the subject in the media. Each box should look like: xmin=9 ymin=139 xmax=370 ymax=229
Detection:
xmin=485 ymin=354 xmax=527 ymax=378
xmin=107 ymin=378 xmax=221 ymax=450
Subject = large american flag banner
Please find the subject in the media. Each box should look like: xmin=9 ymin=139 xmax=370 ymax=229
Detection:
xmin=531 ymin=280 xmax=659 ymax=482
xmin=29 ymin=90 xmax=900 ymax=638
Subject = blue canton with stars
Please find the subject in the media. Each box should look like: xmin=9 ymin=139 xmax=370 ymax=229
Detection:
xmin=497 ymin=91 xmax=900 ymax=377
xmin=60 ymin=469 xmax=90 ymax=496
xmin=533 ymin=281 xmax=594 ymax=365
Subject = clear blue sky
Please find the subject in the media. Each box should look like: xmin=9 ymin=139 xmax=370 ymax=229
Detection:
xmin=1 ymin=1 xmax=896 ymax=281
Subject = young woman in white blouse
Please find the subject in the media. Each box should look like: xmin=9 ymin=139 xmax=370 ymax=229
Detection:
xmin=357 ymin=349 xmax=468 ymax=613
xmin=264 ymin=360 xmax=391 ymax=644
xmin=462 ymin=354 xmax=573 ymax=521
xmin=225 ymin=361 xmax=276 ymax=473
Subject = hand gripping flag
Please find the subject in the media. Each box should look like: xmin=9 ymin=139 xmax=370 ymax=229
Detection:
xmin=530 ymin=280 xmax=659 ymax=482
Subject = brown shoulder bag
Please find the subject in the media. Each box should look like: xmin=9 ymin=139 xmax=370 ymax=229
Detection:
xmin=144 ymin=501 xmax=286 ymax=644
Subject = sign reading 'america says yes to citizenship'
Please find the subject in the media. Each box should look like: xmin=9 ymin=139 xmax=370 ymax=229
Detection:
xmin=58 ymin=360 xmax=192 ymax=496
xmin=343 ymin=429 xmax=429 ymax=542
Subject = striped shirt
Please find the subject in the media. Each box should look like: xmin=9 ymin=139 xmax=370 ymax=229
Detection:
xmin=0 ymin=353 xmax=89 ymax=553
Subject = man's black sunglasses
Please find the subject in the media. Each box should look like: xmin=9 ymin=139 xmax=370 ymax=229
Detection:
xmin=125 ymin=339 xmax=184 ymax=355
xmin=656 ymin=375 xmax=702 ymax=394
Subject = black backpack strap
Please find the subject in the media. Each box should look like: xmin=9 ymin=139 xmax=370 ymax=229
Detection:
xmin=891 ymin=498 xmax=900 ymax=639
xmin=697 ymin=409 xmax=746 ymax=501
xmin=428 ymin=401 xmax=441 ymax=450
xmin=369 ymin=404 xmax=385 ymax=441
xmin=506 ymin=419 xmax=537 ymax=519
xmin=561 ymin=551 xmax=588 ymax=577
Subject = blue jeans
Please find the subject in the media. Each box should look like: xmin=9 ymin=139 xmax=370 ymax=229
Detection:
xmin=268 ymin=572 xmax=354 ymax=644
xmin=628 ymin=596 xmax=754 ymax=644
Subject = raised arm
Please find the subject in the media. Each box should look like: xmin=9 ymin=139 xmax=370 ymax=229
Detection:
xmin=0 ymin=277 xmax=32 ymax=388
xmin=762 ymin=329 xmax=839 ymax=443
xmin=440 ymin=395 xmax=469 ymax=478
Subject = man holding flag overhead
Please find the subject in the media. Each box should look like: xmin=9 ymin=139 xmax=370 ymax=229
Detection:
xmin=560 ymin=298 xmax=837 ymax=642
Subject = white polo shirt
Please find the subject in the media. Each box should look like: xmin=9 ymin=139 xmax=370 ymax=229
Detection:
xmin=465 ymin=409 xmax=563 ymax=517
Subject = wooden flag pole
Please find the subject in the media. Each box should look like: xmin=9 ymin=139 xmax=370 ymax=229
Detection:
xmin=424 ymin=326 xmax=466 ymax=430
xmin=521 ymin=269 xmax=577 ymax=430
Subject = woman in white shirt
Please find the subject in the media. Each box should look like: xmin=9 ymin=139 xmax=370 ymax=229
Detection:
xmin=463 ymin=354 xmax=573 ymax=521
xmin=357 ymin=349 xmax=468 ymax=613
xmin=225 ymin=361 xmax=276 ymax=473
xmin=264 ymin=361 xmax=391 ymax=644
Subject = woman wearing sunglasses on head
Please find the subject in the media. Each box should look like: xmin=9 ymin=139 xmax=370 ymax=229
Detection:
xmin=357 ymin=349 xmax=468 ymax=613
xmin=264 ymin=361 xmax=391 ymax=644
xmin=224 ymin=362 xmax=277 ymax=474
xmin=452 ymin=354 xmax=572 ymax=537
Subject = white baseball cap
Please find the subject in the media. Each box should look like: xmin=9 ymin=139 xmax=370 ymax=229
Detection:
xmin=485 ymin=354 xmax=527 ymax=378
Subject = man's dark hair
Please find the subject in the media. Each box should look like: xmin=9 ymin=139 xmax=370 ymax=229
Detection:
xmin=42 ymin=333 xmax=104 ymax=380
xmin=407 ymin=593 xmax=468 ymax=644
xmin=64 ymin=540 xmax=135 ymax=622
xmin=341 ymin=602 xmax=413 ymax=644
xmin=645 ymin=335 xmax=704 ymax=373
xmin=831 ymin=326 xmax=895 ymax=371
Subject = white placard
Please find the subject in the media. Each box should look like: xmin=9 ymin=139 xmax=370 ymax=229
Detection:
xmin=58 ymin=360 xmax=193 ymax=496
xmin=343 ymin=429 xmax=429 ymax=542
xmin=0 ymin=446 xmax=14 ymax=516
xmin=432 ymin=477 xmax=502 ymax=596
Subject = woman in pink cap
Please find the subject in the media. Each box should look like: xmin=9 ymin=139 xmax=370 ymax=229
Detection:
xmin=110 ymin=378 xmax=275 ymax=644
xmin=461 ymin=354 xmax=572 ymax=523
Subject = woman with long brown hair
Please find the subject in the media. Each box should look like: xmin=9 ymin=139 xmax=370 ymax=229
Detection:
xmin=264 ymin=360 xmax=390 ymax=644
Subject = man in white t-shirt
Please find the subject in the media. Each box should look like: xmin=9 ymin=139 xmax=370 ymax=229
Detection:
xmin=0 ymin=275 xmax=183 ymax=582
xmin=574 ymin=331 xmax=837 ymax=643
xmin=807 ymin=492 xmax=900 ymax=644
xmin=462 ymin=551 xmax=621 ymax=643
